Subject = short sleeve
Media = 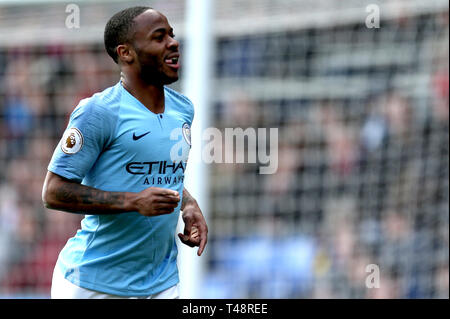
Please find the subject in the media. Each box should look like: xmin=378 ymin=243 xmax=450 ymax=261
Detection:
xmin=188 ymin=99 xmax=195 ymax=125
xmin=48 ymin=98 xmax=115 ymax=183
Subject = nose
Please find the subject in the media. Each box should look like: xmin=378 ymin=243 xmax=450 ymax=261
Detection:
xmin=167 ymin=36 xmax=179 ymax=50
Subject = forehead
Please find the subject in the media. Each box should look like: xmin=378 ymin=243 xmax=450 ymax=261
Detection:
xmin=133 ymin=9 xmax=171 ymax=36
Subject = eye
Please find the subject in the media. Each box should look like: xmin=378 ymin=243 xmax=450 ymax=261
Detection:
xmin=153 ymin=33 xmax=165 ymax=41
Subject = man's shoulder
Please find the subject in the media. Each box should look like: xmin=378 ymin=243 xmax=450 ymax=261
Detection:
xmin=164 ymin=86 xmax=193 ymax=107
xmin=164 ymin=86 xmax=194 ymax=116
xmin=73 ymin=83 xmax=122 ymax=117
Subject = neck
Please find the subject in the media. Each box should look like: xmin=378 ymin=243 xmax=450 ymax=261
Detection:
xmin=120 ymin=71 xmax=165 ymax=114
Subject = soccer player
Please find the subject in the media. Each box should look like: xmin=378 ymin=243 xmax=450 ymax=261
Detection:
xmin=42 ymin=6 xmax=208 ymax=299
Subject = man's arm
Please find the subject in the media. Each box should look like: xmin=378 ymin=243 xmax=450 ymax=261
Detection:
xmin=181 ymin=188 xmax=197 ymax=211
xmin=178 ymin=188 xmax=208 ymax=256
xmin=42 ymin=171 xmax=180 ymax=217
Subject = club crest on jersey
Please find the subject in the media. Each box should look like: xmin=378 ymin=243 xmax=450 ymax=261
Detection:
xmin=61 ymin=127 xmax=84 ymax=154
xmin=182 ymin=122 xmax=191 ymax=146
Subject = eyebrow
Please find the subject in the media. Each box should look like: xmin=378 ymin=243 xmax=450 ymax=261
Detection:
xmin=150 ymin=27 xmax=174 ymax=35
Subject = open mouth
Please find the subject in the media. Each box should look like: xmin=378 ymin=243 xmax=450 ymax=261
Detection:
xmin=165 ymin=55 xmax=180 ymax=69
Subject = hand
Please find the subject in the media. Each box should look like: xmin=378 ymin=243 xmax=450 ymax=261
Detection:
xmin=133 ymin=187 xmax=180 ymax=217
xmin=178 ymin=202 xmax=208 ymax=256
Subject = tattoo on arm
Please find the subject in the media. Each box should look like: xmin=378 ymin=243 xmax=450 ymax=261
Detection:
xmin=51 ymin=181 xmax=128 ymax=215
xmin=182 ymin=188 xmax=197 ymax=210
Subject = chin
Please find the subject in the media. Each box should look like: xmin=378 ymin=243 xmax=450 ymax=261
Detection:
xmin=163 ymin=75 xmax=179 ymax=85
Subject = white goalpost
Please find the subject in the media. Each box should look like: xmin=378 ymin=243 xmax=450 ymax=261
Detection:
xmin=177 ymin=0 xmax=214 ymax=299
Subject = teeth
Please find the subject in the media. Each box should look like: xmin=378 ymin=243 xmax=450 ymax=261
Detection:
xmin=165 ymin=57 xmax=179 ymax=66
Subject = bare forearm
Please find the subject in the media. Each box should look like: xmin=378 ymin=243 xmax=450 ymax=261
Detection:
xmin=48 ymin=183 xmax=135 ymax=214
xmin=181 ymin=188 xmax=197 ymax=210
xmin=43 ymin=172 xmax=136 ymax=215
xmin=179 ymin=187 xmax=208 ymax=256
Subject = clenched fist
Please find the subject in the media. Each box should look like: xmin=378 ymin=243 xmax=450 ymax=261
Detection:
xmin=133 ymin=187 xmax=180 ymax=217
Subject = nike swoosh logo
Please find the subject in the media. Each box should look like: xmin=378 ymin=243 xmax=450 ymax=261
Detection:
xmin=132 ymin=131 xmax=151 ymax=140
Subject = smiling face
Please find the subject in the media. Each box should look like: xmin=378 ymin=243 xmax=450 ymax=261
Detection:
xmin=125 ymin=9 xmax=180 ymax=85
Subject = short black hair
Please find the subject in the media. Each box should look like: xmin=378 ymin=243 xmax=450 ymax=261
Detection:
xmin=104 ymin=6 xmax=152 ymax=64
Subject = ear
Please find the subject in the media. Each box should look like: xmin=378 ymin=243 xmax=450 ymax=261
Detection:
xmin=117 ymin=44 xmax=135 ymax=64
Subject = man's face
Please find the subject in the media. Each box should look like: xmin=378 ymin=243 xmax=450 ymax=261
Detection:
xmin=131 ymin=10 xmax=180 ymax=85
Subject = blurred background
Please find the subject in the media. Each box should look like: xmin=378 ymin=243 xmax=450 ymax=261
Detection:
xmin=0 ymin=0 xmax=448 ymax=298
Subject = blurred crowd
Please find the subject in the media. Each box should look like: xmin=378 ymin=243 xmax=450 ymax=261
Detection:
xmin=0 ymin=44 xmax=118 ymax=296
xmin=204 ymin=11 xmax=449 ymax=298
xmin=0 ymin=9 xmax=448 ymax=298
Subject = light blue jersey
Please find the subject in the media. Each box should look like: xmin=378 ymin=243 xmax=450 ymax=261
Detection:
xmin=48 ymin=82 xmax=193 ymax=296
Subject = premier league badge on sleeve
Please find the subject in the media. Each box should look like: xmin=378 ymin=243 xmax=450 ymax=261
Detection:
xmin=61 ymin=127 xmax=84 ymax=154
xmin=182 ymin=122 xmax=191 ymax=147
